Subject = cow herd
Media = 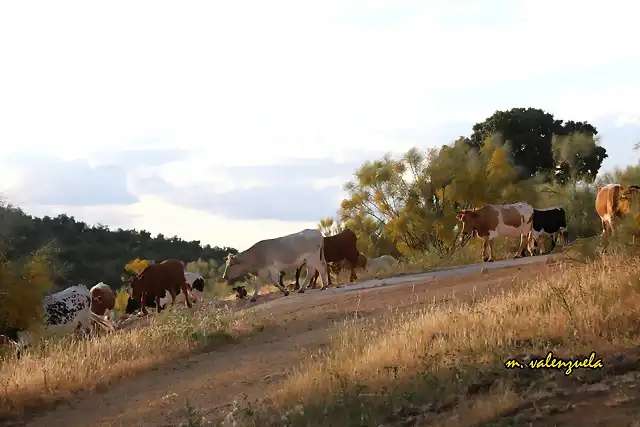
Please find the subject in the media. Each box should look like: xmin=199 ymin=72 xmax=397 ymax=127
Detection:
xmin=1 ymin=183 xmax=637 ymax=356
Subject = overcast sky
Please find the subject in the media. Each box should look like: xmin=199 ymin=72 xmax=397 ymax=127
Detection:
xmin=1 ymin=0 xmax=639 ymax=250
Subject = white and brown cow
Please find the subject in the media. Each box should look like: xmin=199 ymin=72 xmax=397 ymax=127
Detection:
xmin=1 ymin=284 xmax=115 ymax=357
xmin=595 ymin=183 xmax=640 ymax=235
xmin=456 ymin=202 xmax=534 ymax=263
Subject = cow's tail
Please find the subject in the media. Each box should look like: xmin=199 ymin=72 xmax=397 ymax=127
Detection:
xmin=320 ymin=238 xmax=326 ymax=265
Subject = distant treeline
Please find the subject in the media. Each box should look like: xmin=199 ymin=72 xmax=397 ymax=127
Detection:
xmin=0 ymin=204 xmax=237 ymax=291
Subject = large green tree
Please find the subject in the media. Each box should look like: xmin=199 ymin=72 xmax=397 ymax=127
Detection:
xmin=469 ymin=107 xmax=607 ymax=182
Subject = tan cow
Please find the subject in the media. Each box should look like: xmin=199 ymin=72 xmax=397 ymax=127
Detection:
xmin=222 ymin=229 xmax=328 ymax=302
xmin=595 ymin=183 xmax=640 ymax=235
xmin=456 ymin=202 xmax=534 ymax=263
xmin=90 ymin=282 xmax=116 ymax=323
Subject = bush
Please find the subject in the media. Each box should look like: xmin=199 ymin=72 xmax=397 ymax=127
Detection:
xmin=0 ymin=245 xmax=56 ymax=334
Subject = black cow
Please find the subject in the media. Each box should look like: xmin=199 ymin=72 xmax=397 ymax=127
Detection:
xmin=527 ymin=207 xmax=568 ymax=255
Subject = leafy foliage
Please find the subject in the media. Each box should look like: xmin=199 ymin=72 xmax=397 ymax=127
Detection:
xmin=0 ymin=204 xmax=238 ymax=292
xmin=329 ymin=107 xmax=618 ymax=258
xmin=469 ymin=108 xmax=607 ymax=181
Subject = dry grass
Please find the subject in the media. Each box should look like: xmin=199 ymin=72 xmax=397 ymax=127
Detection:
xmin=0 ymin=304 xmax=268 ymax=420
xmin=227 ymin=245 xmax=640 ymax=426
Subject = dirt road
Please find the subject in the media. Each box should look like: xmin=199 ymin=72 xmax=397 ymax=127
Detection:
xmin=17 ymin=259 xmax=561 ymax=427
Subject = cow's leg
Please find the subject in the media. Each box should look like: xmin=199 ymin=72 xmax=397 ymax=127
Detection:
xmin=549 ymin=234 xmax=557 ymax=253
xmin=155 ymin=295 xmax=163 ymax=313
xmin=349 ymin=262 xmax=357 ymax=282
xmin=310 ymin=269 xmax=319 ymax=289
xmin=250 ymin=275 xmax=265 ymax=302
xmin=513 ymin=234 xmax=528 ymax=259
xmin=268 ymin=268 xmax=290 ymax=296
xmin=294 ymin=267 xmax=302 ymax=290
xmin=179 ymin=281 xmax=193 ymax=309
xmin=484 ymin=239 xmax=495 ymax=262
xmin=168 ymin=286 xmax=177 ymax=306
xmin=141 ymin=292 xmax=149 ymax=315
xmin=481 ymin=239 xmax=489 ymax=262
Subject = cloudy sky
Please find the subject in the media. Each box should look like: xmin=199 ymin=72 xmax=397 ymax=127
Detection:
xmin=1 ymin=0 xmax=639 ymax=250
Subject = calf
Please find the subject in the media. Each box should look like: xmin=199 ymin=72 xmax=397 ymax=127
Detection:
xmin=184 ymin=272 xmax=205 ymax=303
xmin=127 ymin=259 xmax=193 ymax=316
xmin=527 ymin=207 xmax=568 ymax=255
xmin=456 ymin=202 xmax=534 ymax=262
xmin=595 ymin=183 xmax=640 ymax=235
xmin=223 ymin=229 xmax=328 ymax=302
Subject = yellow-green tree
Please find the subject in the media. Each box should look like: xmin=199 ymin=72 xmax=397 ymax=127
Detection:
xmin=124 ymin=258 xmax=151 ymax=276
xmin=0 ymin=246 xmax=56 ymax=333
xmin=337 ymin=135 xmax=542 ymax=256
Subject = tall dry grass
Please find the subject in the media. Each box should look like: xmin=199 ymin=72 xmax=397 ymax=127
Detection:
xmin=0 ymin=305 xmax=266 ymax=420
xmin=228 ymin=245 xmax=640 ymax=426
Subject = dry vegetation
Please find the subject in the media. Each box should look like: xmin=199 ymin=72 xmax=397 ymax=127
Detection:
xmin=222 ymin=231 xmax=640 ymax=427
xmin=0 ymin=303 xmax=269 ymax=420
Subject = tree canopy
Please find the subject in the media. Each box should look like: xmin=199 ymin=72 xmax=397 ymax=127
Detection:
xmin=328 ymin=107 xmax=612 ymax=258
xmin=469 ymin=108 xmax=607 ymax=182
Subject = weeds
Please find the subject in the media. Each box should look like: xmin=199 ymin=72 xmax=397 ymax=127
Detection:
xmin=224 ymin=244 xmax=640 ymax=426
xmin=0 ymin=305 xmax=263 ymax=420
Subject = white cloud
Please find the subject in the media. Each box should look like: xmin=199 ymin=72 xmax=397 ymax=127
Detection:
xmin=1 ymin=0 xmax=640 ymax=248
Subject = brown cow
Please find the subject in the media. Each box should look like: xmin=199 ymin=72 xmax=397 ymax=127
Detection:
xmin=90 ymin=282 xmax=116 ymax=321
xmin=127 ymin=259 xmax=193 ymax=315
xmin=456 ymin=202 xmax=534 ymax=262
xmin=595 ymin=183 xmax=640 ymax=235
xmin=285 ymin=229 xmax=361 ymax=289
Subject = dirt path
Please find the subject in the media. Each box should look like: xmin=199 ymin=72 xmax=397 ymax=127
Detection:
xmin=17 ymin=262 xmax=560 ymax=427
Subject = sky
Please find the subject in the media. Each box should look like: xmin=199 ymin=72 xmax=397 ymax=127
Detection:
xmin=1 ymin=0 xmax=639 ymax=251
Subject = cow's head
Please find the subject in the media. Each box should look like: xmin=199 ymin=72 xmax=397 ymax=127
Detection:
xmin=222 ymin=253 xmax=245 ymax=283
xmin=456 ymin=210 xmax=479 ymax=247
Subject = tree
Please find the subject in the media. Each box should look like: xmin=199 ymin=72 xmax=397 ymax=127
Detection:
xmin=469 ymin=107 xmax=607 ymax=182
xmin=552 ymin=132 xmax=607 ymax=184
xmin=0 ymin=203 xmax=237 ymax=292
xmin=338 ymin=141 xmax=541 ymax=257
xmin=124 ymin=258 xmax=151 ymax=276
xmin=317 ymin=217 xmax=344 ymax=237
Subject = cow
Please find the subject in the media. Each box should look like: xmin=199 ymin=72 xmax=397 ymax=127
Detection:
xmin=595 ymin=183 xmax=640 ymax=235
xmin=1 ymin=284 xmax=114 ymax=356
xmin=362 ymin=254 xmax=399 ymax=274
xmin=184 ymin=271 xmax=206 ymax=303
xmin=526 ymin=207 xmax=568 ymax=255
xmin=90 ymin=282 xmax=116 ymax=323
xmin=456 ymin=202 xmax=534 ymax=263
xmin=126 ymin=259 xmax=193 ymax=316
xmin=285 ymin=229 xmax=361 ymax=290
xmin=222 ymin=228 xmax=328 ymax=302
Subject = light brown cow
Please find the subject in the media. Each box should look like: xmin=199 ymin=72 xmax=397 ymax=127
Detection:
xmin=595 ymin=183 xmax=640 ymax=235
xmin=456 ymin=202 xmax=534 ymax=263
xmin=90 ymin=282 xmax=116 ymax=323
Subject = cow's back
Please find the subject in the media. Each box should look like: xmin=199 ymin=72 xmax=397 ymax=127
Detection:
xmin=137 ymin=261 xmax=185 ymax=296
xmin=43 ymin=285 xmax=91 ymax=328
xmin=323 ymin=229 xmax=358 ymax=262
xmin=250 ymin=228 xmax=323 ymax=267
